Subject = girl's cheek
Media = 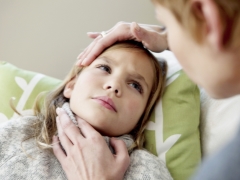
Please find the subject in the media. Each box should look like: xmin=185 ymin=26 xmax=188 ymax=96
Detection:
xmin=127 ymin=99 xmax=143 ymax=113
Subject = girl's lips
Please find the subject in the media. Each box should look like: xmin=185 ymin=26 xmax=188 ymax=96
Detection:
xmin=93 ymin=96 xmax=117 ymax=112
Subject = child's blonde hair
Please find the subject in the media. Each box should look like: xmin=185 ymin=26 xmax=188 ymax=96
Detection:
xmin=152 ymin=0 xmax=240 ymax=48
xmin=33 ymin=40 xmax=167 ymax=150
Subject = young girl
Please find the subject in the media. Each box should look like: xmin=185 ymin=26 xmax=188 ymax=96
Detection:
xmin=0 ymin=40 xmax=172 ymax=179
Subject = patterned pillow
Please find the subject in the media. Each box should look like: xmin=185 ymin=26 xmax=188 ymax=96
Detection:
xmin=0 ymin=61 xmax=61 ymax=122
xmin=144 ymin=51 xmax=201 ymax=180
xmin=0 ymin=51 xmax=201 ymax=180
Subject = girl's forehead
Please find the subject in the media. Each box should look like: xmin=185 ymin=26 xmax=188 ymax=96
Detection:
xmin=98 ymin=48 xmax=151 ymax=66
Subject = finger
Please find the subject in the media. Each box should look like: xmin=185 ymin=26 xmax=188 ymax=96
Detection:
xmin=131 ymin=22 xmax=168 ymax=52
xmin=76 ymin=49 xmax=88 ymax=66
xmin=56 ymin=116 xmax=73 ymax=151
xmin=52 ymin=135 xmax=67 ymax=163
xmin=76 ymin=117 xmax=100 ymax=138
xmin=78 ymin=35 xmax=102 ymax=66
xmin=77 ymin=34 xmax=103 ymax=64
xmin=87 ymin=32 xmax=101 ymax=39
xmin=76 ymin=36 xmax=100 ymax=64
xmin=81 ymin=31 xmax=124 ymax=66
xmin=80 ymin=35 xmax=102 ymax=61
xmin=80 ymin=22 xmax=136 ymax=66
xmin=76 ymin=43 xmax=94 ymax=65
xmin=77 ymin=30 xmax=111 ymax=62
xmin=139 ymin=23 xmax=166 ymax=32
xmin=57 ymin=108 xmax=84 ymax=143
xmin=77 ymin=33 xmax=101 ymax=61
xmin=143 ymin=30 xmax=168 ymax=52
xmin=131 ymin=22 xmax=154 ymax=45
xmin=110 ymin=138 xmax=130 ymax=169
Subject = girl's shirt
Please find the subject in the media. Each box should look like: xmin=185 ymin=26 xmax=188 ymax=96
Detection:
xmin=0 ymin=116 xmax=173 ymax=180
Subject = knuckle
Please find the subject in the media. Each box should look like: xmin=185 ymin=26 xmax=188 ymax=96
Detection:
xmin=89 ymin=132 xmax=101 ymax=142
xmin=74 ymin=138 xmax=84 ymax=150
xmin=61 ymin=159 xmax=69 ymax=170
xmin=61 ymin=123 xmax=69 ymax=130
xmin=116 ymin=21 xmax=128 ymax=29
xmin=52 ymin=146 xmax=58 ymax=154
xmin=95 ymin=35 xmax=102 ymax=42
xmin=58 ymin=130 xmax=64 ymax=137
xmin=75 ymin=142 xmax=83 ymax=151
xmin=98 ymin=43 xmax=108 ymax=52
xmin=53 ymin=146 xmax=62 ymax=158
xmin=60 ymin=115 xmax=72 ymax=129
xmin=90 ymin=50 xmax=102 ymax=60
xmin=116 ymin=138 xmax=125 ymax=146
xmin=77 ymin=118 xmax=87 ymax=127
xmin=116 ymin=21 xmax=124 ymax=26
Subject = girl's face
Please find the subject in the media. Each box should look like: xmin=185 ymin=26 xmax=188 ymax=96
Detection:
xmin=64 ymin=48 xmax=154 ymax=136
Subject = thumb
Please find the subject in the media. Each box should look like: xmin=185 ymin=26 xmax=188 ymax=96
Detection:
xmin=130 ymin=22 xmax=144 ymax=42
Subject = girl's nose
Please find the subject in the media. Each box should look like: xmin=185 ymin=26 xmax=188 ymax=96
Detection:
xmin=104 ymin=80 xmax=122 ymax=96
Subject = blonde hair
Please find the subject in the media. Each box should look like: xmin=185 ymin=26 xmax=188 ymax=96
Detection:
xmin=152 ymin=0 xmax=240 ymax=48
xmin=32 ymin=40 xmax=167 ymax=150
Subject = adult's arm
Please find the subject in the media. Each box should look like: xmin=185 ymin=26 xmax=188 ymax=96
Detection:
xmin=77 ymin=22 xmax=168 ymax=67
xmin=53 ymin=108 xmax=130 ymax=180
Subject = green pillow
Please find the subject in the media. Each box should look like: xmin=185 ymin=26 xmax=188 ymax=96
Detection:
xmin=145 ymin=51 xmax=201 ymax=180
xmin=0 ymin=61 xmax=61 ymax=122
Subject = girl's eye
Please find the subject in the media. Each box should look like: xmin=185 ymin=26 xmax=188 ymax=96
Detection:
xmin=97 ymin=64 xmax=111 ymax=73
xmin=130 ymin=81 xmax=143 ymax=94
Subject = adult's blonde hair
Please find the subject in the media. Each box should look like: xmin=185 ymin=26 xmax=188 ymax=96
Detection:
xmin=32 ymin=40 xmax=167 ymax=150
xmin=152 ymin=0 xmax=240 ymax=48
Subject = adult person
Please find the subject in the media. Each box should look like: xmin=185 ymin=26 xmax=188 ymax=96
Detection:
xmin=54 ymin=0 xmax=240 ymax=179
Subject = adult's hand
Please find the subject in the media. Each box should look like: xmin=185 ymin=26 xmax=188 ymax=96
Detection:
xmin=77 ymin=22 xmax=168 ymax=66
xmin=53 ymin=108 xmax=130 ymax=180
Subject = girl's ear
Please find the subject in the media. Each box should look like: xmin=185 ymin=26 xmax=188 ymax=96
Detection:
xmin=191 ymin=0 xmax=223 ymax=51
xmin=63 ymin=77 xmax=77 ymax=98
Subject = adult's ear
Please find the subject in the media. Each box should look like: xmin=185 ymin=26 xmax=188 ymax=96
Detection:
xmin=191 ymin=0 xmax=223 ymax=51
xmin=63 ymin=77 xmax=77 ymax=98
